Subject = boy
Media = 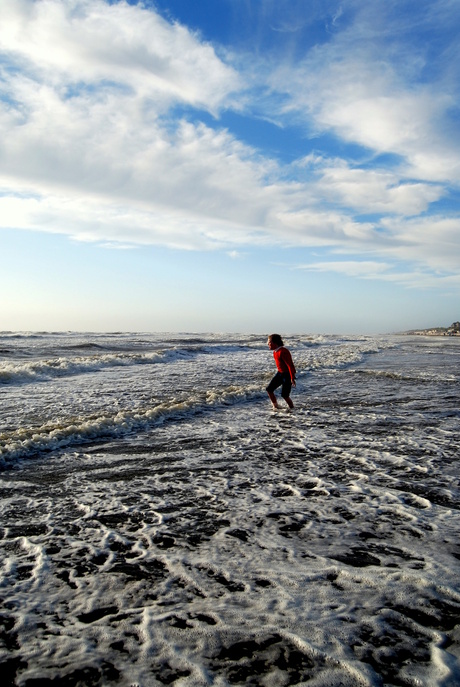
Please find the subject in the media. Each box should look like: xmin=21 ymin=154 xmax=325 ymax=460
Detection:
xmin=266 ymin=334 xmax=296 ymax=409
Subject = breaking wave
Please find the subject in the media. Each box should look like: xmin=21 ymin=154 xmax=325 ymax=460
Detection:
xmin=0 ymin=383 xmax=262 ymax=463
xmin=0 ymin=347 xmax=206 ymax=386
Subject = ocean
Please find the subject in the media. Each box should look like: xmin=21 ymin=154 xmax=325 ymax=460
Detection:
xmin=1 ymin=332 xmax=459 ymax=687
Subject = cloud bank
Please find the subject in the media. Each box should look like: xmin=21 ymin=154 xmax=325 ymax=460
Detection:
xmin=0 ymin=0 xmax=459 ymax=287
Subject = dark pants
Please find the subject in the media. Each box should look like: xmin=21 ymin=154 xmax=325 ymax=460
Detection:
xmin=266 ymin=372 xmax=292 ymax=398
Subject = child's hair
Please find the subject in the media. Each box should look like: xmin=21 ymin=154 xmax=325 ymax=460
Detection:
xmin=268 ymin=333 xmax=284 ymax=347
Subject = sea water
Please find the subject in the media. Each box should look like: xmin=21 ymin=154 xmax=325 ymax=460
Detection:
xmin=1 ymin=332 xmax=459 ymax=686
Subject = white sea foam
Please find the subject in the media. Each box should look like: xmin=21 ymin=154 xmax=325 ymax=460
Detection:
xmin=0 ymin=348 xmax=205 ymax=386
xmin=0 ymin=382 xmax=263 ymax=462
xmin=1 ymin=333 xmax=459 ymax=686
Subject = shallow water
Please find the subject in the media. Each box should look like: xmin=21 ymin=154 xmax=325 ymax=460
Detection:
xmin=1 ymin=332 xmax=460 ymax=686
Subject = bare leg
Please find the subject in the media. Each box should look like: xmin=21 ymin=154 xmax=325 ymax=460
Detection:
xmin=283 ymin=396 xmax=294 ymax=409
xmin=267 ymin=391 xmax=279 ymax=409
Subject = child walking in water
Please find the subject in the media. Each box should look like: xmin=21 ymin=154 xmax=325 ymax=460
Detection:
xmin=266 ymin=334 xmax=296 ymax=409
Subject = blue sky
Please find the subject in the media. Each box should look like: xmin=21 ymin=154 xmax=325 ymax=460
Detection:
xmin=1 ymin=0 xmax=459 ymax=333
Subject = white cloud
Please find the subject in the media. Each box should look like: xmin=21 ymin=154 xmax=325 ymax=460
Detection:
xmin=298 ymin=156 xmax=444 ymax=215
xmin=269 ymin=4 xmax=460 ymax=185
xmin=0 ymin=0 xmax=458 ymax=292
xmin=297 ymin=259 xmax=460 ymax=289
xmin=0 ymin=0 xmax=239 ymax=111
xmin=298 ymin=260 xmax=391 ymax=278
xmin=0 ymin=0 xmax=272 ymax=243
xmin=293 ymin=210 xmax=460 ymax=283
xmin=379 ymin=215 xmax=460 ymax=273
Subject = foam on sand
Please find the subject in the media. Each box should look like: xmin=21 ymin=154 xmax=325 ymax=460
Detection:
xmin=1 ymin=332 xmax=459 ymax=685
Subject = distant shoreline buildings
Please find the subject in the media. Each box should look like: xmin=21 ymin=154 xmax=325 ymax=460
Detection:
xmin=406 ymin=321 xmax=460 ymax=336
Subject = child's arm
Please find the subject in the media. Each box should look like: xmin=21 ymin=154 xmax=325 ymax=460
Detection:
xmin=281 ymin=348 xmax=296 ymax=384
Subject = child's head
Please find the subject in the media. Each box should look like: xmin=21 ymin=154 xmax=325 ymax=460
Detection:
xmin=268 ymin=333 xmax=283 ymax=348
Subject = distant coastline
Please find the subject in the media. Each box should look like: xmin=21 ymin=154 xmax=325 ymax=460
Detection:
xmin=404 ymin=321 xmax=460 ymax=336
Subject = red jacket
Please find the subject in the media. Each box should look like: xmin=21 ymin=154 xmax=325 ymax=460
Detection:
xmin=273 ymin=347 xmax=296 ymax=382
